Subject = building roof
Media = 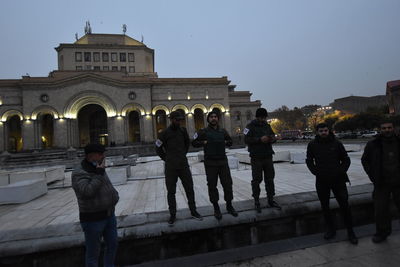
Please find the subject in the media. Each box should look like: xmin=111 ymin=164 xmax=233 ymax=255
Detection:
xmin=74 ymin=33 xmax=145 ymax=46
xmin=387 ymin=79 xmax=400 ymax=93
xmin=55 ymin=33 xmax=150 ymax=52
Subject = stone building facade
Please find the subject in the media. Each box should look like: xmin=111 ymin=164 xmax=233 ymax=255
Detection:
xmin=0 ymin=33 xmax=261 ymax=152
xmin=387 ymin=80 xmax=400 ymax=115
xmin=330 ymin=95 xmax=387 ymax=114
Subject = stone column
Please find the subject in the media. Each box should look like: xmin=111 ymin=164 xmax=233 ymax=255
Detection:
xmin=54 ymin=118 xmax=68 ymax=148
xmin=22 ymin=120 xmax=35 ymax=150
xmin=112 ymin=116 xmax=125 ymax=145
xmin=0 ymin=122 xmax=4 ymax=152
xmin=67 ymin=119 xmax=79 ymax=148
xmin=187 ymin=113 xmax=195 ymax=138
xmin=224 ymin=112 xmax=232 ymax=135
xmin=142 ymin=114 xmax=153 ymax=142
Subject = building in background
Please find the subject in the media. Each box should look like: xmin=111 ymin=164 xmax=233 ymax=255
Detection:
xmin=387 ymin=80 xmax=400 ymax=115
xmin=330 ymin=95 xmax=387 ymax=114
xmin=0 ymin=33 xmax=260 ymax=152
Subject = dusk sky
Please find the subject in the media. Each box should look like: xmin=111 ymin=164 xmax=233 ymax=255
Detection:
xmin=1 ymin=0 xmax=399 ymax=110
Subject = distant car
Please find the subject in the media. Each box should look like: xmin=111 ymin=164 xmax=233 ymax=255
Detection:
xmin=335 ymin=132 xmax=357 ymax=139
xmin=361 ymin=131 xmax=378 ymax=138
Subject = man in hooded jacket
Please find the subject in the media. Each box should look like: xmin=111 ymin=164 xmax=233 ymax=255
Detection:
xmin=362 ymin=121 xmax=400 ymax=243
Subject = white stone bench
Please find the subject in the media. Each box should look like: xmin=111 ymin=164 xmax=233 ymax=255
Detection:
xmin=106 ymin=166 xmax=129 ymax=185
xmin=227 ymin=156 xmax=239 ymax=169
xmin=0 ymin=166 xmax=65 ymax=186
xmin=0 ymin=179 xmax=48 ymax=204
xmin=290 ymin=152 xmax=307 ymax=164
xmin=235 ymin=151 xmax=291 ymax=164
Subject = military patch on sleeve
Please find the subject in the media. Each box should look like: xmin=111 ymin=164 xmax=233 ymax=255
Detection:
xmin=155 ymin=139 xmax=163 ymax=147
xmin=193 ymin=132 xmax=198 ymax=140
xmin=243 ymin=128 xmax=250 ymax=135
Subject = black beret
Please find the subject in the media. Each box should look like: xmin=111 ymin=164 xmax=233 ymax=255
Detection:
xmin=84 ymin=143 xmax=106 ymax=154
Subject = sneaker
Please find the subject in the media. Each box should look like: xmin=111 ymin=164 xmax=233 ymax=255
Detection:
xmin=226 ymin=204 xmax=238 ymax=217
xmin=348 ymin=231 xmax=358 ymax=245
xmin=168 ymin=214 xmax=176 ymax=225
xmin=323 ymin=231 xmax=336 ymax=240
xmin=191 ymin=210 xmax=203 ymax=221
xmin=372 ymin=234 xmax=387 ymax=243
xmin=255 ymin=202 xmax=262 ymax=213
xmin=268 ymin=200 xmax=282 ymax=210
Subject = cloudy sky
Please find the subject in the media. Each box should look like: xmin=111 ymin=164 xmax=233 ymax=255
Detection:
xmin=1 ymin=0 xmax=399 ymax=110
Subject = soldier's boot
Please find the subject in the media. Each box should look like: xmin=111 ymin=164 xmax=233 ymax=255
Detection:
xmin=347 ymin=229 xmax=358 ymax=245
xmin=213 ymin=203 xmax=222 ymax=220
xmin=226 ymin=201 xmax=238 ymax=217
xmin=190 ymin=209 xmax=203 ymax=221
xmin=168 ymin=213 xmax=176 ymax=226
xmin=254 ymin=199 xmax=262 ymax=213
xmin=268 ymin=197 xmax=282 ymax=210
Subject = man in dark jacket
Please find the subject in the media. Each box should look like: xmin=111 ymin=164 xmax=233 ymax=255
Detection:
xmin=362 ymin=121 xmax=400 ymax=243
xmin=156 ymin=110 xmax=202 ymax=225
xmin=72 ymin=144 xmax=120 ymax=267
xmin=244 ymin=107 xmax=281 ymax=212
xmin=192 ymin=111 xmax=238 ymax=220
xmin=306 ymin=123 xmax=358 ymax=245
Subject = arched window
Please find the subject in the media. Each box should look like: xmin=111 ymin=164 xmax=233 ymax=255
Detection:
xmin=40 ymin=114 xmax=54 ymax=148
xmin=7 ymin=115 xmax=22 ymax=152
xmin=128 ymin=110 xmax=141 ymax=143
xmin=155 ymin=110 xmax=167 ymax=137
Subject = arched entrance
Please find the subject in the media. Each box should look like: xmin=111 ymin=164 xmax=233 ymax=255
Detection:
xmin=7 ymin=115 xmax=22 ymax=152
xmin=194 ymin=108 xmax=205 ymax=130
xmin=39 ymin=114 xmax=54 ymax=148
xmin=78 ymin=104 xmax=108 ymax=146
xmin=128 ymin=110 xmax=141 ymax=143
xmin=155 ymin=110 xmax=167 ymax=137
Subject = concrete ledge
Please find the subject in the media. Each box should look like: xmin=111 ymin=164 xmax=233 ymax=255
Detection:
xmin=1 ymin=183 xmax=394 ymax=267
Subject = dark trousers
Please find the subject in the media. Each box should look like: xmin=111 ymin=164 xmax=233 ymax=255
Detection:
xmin=251 ymin=157 xmax=275 ymax=201
xmin=373 ymin=184 xmax=400 ymax=236
xmin=316 ymin=179 xmax=354 ymax=232
xmin=165 ymin=165 xmax=196 ymax=215
xmin=204 ymin=161 xmax=233 ymax=204
xmin=80 ymin=215 xmax=118 ymax=267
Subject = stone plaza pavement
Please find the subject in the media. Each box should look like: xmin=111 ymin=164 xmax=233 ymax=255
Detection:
xmin=218 ymin=230 xmax=400 ymax=267
xmin=0 ymin=143 xmax=370 ymax=233
xmin=136 ymin=224 xmax=400 ymax=267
